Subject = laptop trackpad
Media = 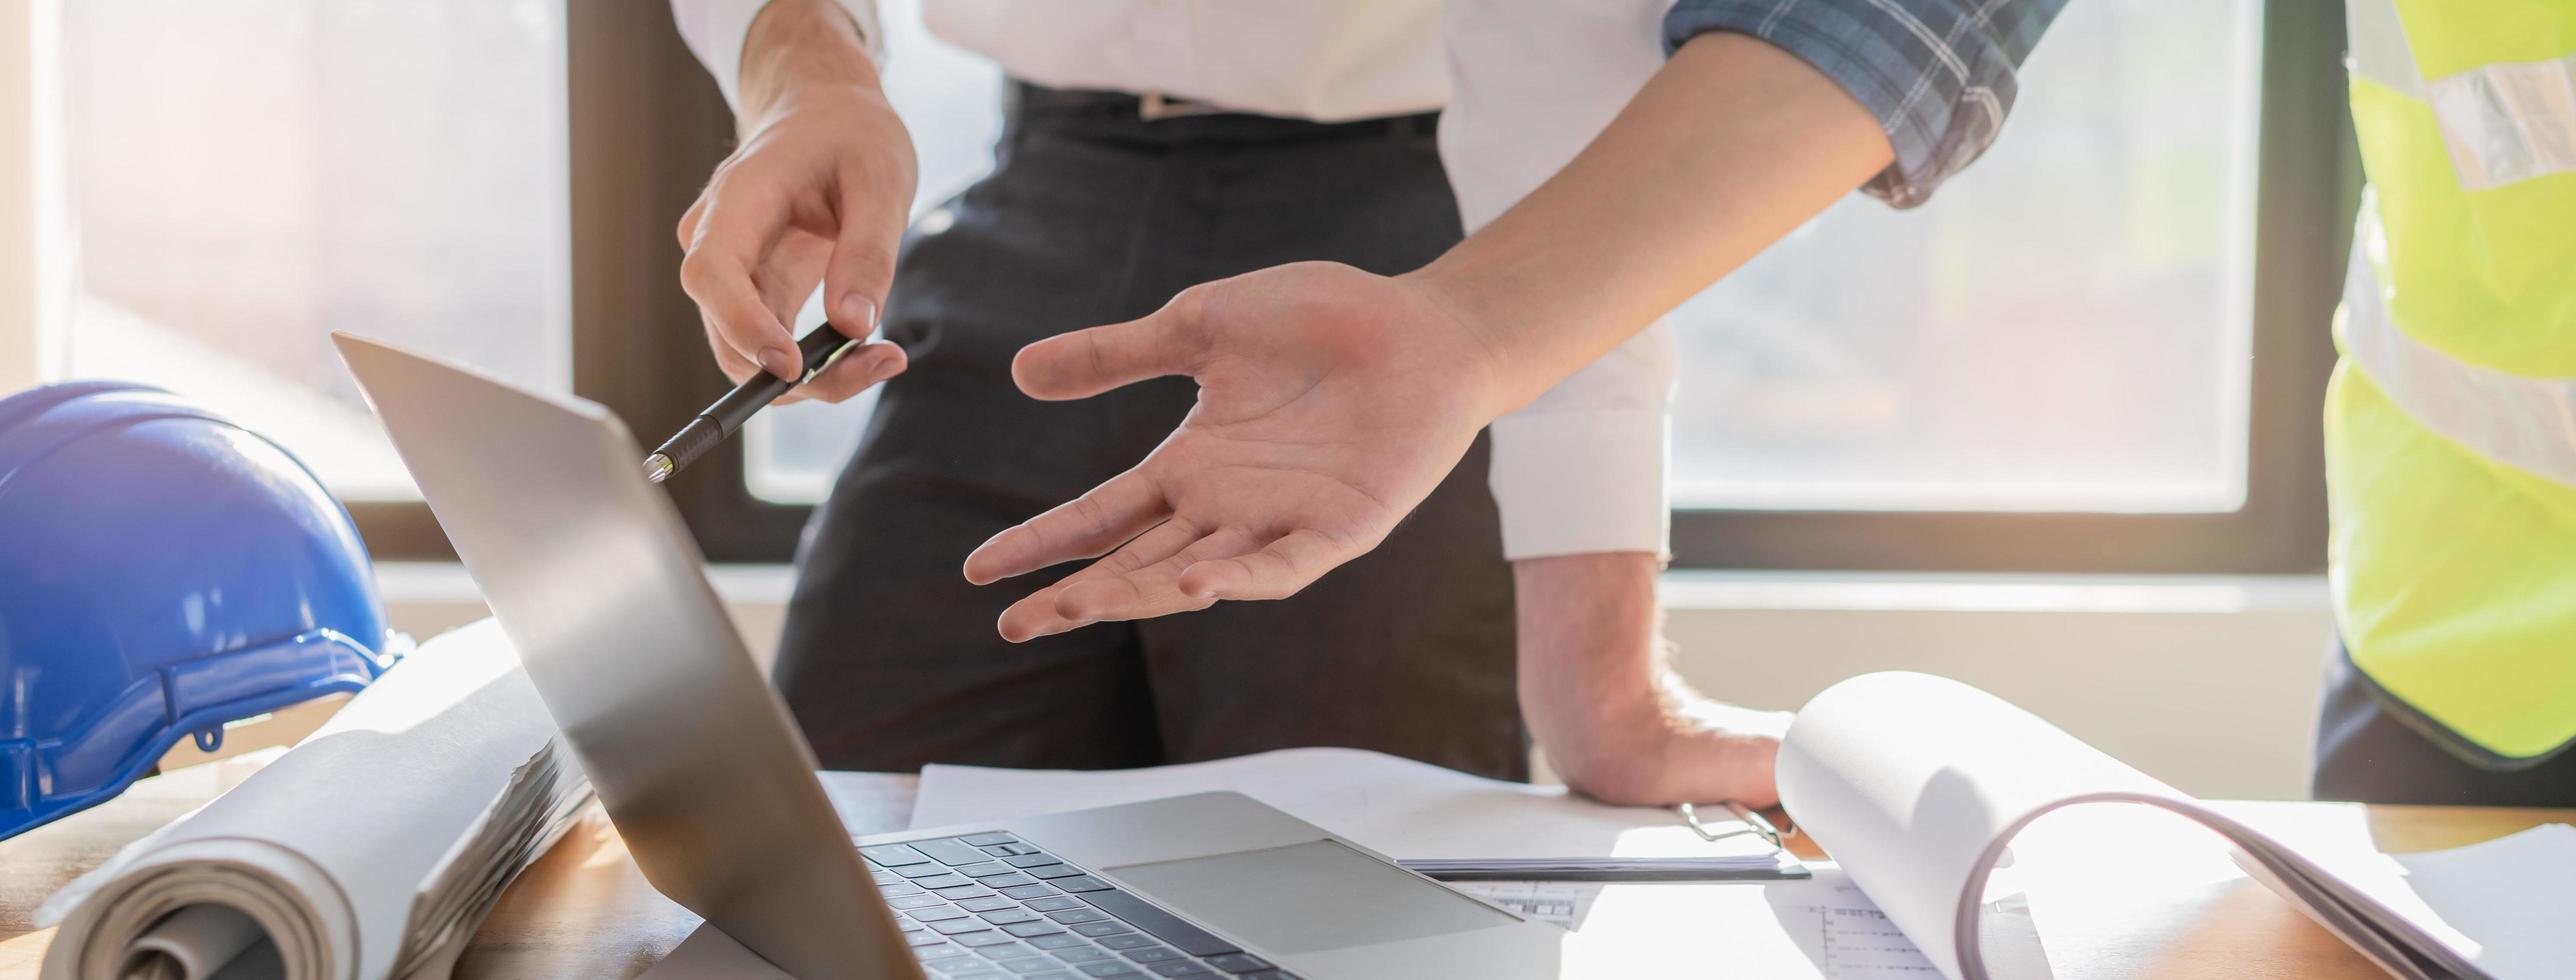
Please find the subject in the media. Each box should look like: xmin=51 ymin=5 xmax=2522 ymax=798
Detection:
xmin=1105 ymin=839 xmax=1517 ymax=955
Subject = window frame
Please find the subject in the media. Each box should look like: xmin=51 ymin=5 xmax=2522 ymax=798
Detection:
xmin=559 ymin=0 xmax=2355 ymax=573
xmin=1667 ymin=0 xmax=2355 ymax=574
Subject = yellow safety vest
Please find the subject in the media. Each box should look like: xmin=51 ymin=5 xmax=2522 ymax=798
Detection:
xmin=2331 ymin=0 xmax=2576 ymax=762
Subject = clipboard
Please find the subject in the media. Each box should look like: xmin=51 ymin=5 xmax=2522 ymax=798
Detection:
xmin=1399 ymin=801 xmax=1809 ymax=882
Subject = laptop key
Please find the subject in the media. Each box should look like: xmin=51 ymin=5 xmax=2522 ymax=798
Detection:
xmin=905 ymin=932 xmax=952 ymax=947
xmin=1096 ymin=933 xmax=1155 ymax=949
xmin=1027 ymin=865 xmax=1089 ymax=880
xmin=1145 ymin=962 xmax=1216 ymax=978
xmin=974 ymin=942 xmax=1038 ymax=960
xmin=1203 ymin=954 xmax=1272 ymax=974
xmin=890 ymin=894 xmax=948 ymax=910
xmin=1005 ymin=922 xmax=1066 ymax=939
xmin=1004 ymin=852 xmax=1065 ymax=868
xmin=915 ymin=837 xmax=998 ymax=866
xmin=916 ymin=875 xmax=977 ymax=891
xmin=1052 ymin=948 xmax=1113 ymax=964
xmin=1026 ymin=933 xmax=1090 ymax=950
xmin=1024 ymin=896 xmax=1086 ymax=912
xmin=865 ymin=844 xmax=935 ymax=866
xmin=999 ymin=883 xmax=1061 ymax=900
xmin=980 ymin=908 xmax=1042 ymax=925
xmin=1047 ymin=908 xmax=1110 ymax=925
xmin=994 ymin=957 xmax=1059 ymax=975
xmin=1120 ymin=947 xmax=1181 ymax=963
xmin=911 ymin=906 xmax=974 ymax=922
xmin=963 ymin=833 xmax=1019 ymax=847
xmin=882 ymin=882 xmax=926 ymax=898
xmin=954 ymin=931 xmax=1020 ymax=948
xmin=1073 ymin=921 xmax=1136 ymax=938
xmin=983 ymin=872 xmax=1041 ymax=888
xmin=957 ymin=895 xmax=1018 ymax=913
xmin=1076 ymin=889 xmax=1240 ymax=957
xmin=898 ymin=863 xmax=965 ymax=879
xmin=1075 ymin=965 xmax=1144 ymax=978
xmin=931 ymin=917 xmax=1002 ymax=935
xmin=1051 ymin=875 xmax=1115 ymax=893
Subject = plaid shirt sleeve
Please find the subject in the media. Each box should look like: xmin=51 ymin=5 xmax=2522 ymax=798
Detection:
xmin=1664 ymin=0 xmax=2068 ymax=208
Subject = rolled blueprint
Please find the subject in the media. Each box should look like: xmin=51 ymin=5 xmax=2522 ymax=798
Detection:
xmin=38 ymin=620 xmax=591 ymax=980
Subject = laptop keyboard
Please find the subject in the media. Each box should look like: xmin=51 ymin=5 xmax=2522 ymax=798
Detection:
xmin=868 ymin=832 xmax=1301 ymax=980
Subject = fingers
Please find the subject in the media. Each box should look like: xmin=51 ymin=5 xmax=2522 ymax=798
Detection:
xmin=776 ymin=340 xmax=906 ymax=405
xmin=963 ymin=471 xmax=1166 ymax=585
xmin=823 ymin=168 xmax=902 ymax=342
xmin=1051 ymin=527 xmax=1252 ymax=625
xmin=678 ymin=186 xmax=803 ymax=382
xmin=1174 ymin=528 xmax=1350 ymax=601
xmin=994 ymin=518 xmax=1202 ymax=642
xmin=1011 ymin=291 xmax=1209 ymax=401
xmin=701 ymin=318 xmax=763 ymax=384
xmin=986 ymin=525 xmax=1351 ymax=642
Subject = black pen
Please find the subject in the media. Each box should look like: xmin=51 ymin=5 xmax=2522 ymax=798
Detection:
xmin=643 ymin=320 xmax=860 ymax=483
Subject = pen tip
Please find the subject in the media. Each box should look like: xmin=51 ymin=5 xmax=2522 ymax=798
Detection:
xmin=643 ymin=454 xmax=673 ymax=483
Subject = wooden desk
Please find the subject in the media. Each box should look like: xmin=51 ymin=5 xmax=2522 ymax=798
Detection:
xmin=3 ymin=758 xmax=2566 ymax=978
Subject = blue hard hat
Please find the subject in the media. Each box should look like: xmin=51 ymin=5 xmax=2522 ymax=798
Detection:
xmin=0 ymin=382 xmax=399 ymax=839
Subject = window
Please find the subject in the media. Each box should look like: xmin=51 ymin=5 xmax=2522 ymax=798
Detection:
xmin=21 ymin=1 xmax=2339 ymax=568
xmin=1671 ymin=0 xmax=2262 ymax=515
xmin=39 ymin=0 xmax=572 ymax=503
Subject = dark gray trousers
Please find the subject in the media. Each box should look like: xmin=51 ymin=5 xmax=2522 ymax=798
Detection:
xmin=773 ymin=86 xmax=1525 ymax=780
xmin=2311 ymin=637 xmax=2576 ymax=806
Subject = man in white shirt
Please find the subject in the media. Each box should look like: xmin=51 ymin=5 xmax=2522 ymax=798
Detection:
xmin=671 ymin=0 xmax=2055 ymax=806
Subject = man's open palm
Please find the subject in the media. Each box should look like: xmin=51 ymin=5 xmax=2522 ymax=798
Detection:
xmin=963 ymin=262 xmax=1509 ymax=641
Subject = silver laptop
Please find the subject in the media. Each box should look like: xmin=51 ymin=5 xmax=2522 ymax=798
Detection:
xmin=333 ymin=333 xmax=1565 ymax=979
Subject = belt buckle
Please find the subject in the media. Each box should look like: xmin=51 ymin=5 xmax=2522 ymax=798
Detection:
xmin=1138 ymin=91 xmax=1218 ymax=122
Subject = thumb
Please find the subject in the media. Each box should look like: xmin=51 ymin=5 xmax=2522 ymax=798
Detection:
xmin=823 ymin=181 xmax=902 ymax=340
xmin=1013 ymin=290 xmax=1210 ymax=401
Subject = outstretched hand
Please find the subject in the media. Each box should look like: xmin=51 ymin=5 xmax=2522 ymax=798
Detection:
xmin=963 ymin=262 xmax=1514 ymax=641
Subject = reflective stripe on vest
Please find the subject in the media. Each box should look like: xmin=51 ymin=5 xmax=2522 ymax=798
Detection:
xmin=2340 ymin=224 xmax=2576 ymax=488
xmin=2351 ymin=0 xmax=2576 ymax=191
xmin=2334 ymin=0 xmax=2576 ymax=762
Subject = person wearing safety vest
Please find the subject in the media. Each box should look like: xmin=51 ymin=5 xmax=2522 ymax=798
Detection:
xmin=2309 ymin=0 xmax=2576 ymax=806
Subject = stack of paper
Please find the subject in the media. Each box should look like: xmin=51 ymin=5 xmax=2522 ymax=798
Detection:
xmin=37 ymin=621 xmax=591 ymax=980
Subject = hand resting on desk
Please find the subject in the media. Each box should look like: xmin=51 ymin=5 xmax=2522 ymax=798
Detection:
xmin=1516 ymin=551 xmax=1790 ymax=808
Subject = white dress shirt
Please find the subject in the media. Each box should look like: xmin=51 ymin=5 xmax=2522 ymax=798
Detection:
xmin=672 ymin=0 xmax=1679 ymax=560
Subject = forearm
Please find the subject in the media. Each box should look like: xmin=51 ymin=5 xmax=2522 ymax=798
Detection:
xmin=738 ymin=0 xmax=882 ymax=124
xmin=1409 ymin=32 xmax=1891 ymax=410
xmin=1517 ymin=552 xmax=1670 ymax=799
xmin=1516 ymin=552 xmax=1789 ymax=807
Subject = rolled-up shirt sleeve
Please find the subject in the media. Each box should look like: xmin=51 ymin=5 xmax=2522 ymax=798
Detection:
xmin=1662 ymin=0 xmax=2066 ymax=208
xmin=1490 ymin=320 xmax=1678 ymax=561
xmin=671 ymin=0 xmax=885 ymax=114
